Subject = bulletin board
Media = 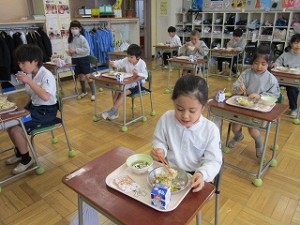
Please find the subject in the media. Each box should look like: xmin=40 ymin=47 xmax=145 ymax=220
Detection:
xmin=43 ymin=0 xmax=71 ymax=57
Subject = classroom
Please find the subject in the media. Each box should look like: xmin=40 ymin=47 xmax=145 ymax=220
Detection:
xmin=0 ymin=0 xmax=300 ymax=224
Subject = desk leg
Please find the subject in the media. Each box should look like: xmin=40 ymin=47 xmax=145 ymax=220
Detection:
xmin=165 ymin=66 xmax=172 ymax=94
xmin=196 ymin=211 xmax=202 ymax=225
xmin=78 ymin=195 xmax=83 ymax=225
xmin=270 ymin=118 xmax=281 ymax=164
xmin=228 ymin=57 xmax=234 ymax=80
xmin=138 ymin=83 xmax=145 ymax=121
xmin=121 ymin=87 xmax=128 ymax=132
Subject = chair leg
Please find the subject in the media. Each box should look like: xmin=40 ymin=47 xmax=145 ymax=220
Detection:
xmin=62 ymin=123 xmax=75 ymax=157
xmin=131 ymin=98 xmax=135 ymax=118
xmin=215 ymin=192 xmax=220 ymax=225
xmin=149 ymin=93 xmax=155 ymax=116
xmin=196 ymin=211 xmax=202 ymax=225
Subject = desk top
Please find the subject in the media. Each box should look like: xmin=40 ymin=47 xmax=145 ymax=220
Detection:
xmin=0 ymin=108 xmax=29 ymax=122
xmin=44 ymin=63 xmax=75 ymax=70
xmin=210 ymin=49 xmax=241 ymax=54
xmin=208 ymin=99 xmax=288 ymax=122
xmin=271 ymin=70 xmax=300 ymax=80
xmin=108 ymin=51 xmax=127 ymax=57
xmin=62 ymin=147 xmax=215 ymax=225
xmin=91 ymin=75 xmax=143 ymax=85
xmin=168 ymin=57 xmax=207 ymax=65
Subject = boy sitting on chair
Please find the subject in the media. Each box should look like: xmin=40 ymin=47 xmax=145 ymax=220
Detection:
xmin=6 ymin=44 xmax=57 ymax=174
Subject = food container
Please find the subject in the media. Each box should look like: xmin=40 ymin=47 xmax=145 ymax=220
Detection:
xmin=187 ymin=45 xmax=195 ymax=51
xmin=126 ymin=154 xmax=153 ymax=174
xmin=260 ymin=95 xmax=277 ymax=106
xmin=151 ymin=183 xmax=171 ymax=210
xmin=147 ymin=167 xmax=190 ymax=194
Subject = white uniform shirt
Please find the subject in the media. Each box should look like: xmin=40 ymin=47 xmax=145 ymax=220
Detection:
xmin=153 ymin=110 xmax=222 ymax=182
xmin=113 ymin=57 xmax=148 ymax=88
xmin=169 ymin=35 xmax=182 ymax=47
xmin=25 ymin=66 xmax=57 ymax=106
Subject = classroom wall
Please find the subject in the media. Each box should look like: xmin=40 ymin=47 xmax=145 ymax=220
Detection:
xmin=0 ymin=0 xmax=30 ymax=21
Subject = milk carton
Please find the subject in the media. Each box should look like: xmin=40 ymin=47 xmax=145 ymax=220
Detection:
xmin=151 ymin=183 xmax=171 ymax=209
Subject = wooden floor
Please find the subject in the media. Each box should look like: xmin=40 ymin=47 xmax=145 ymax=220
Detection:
xmin=0 ymin=62 xmax=300 ymax=225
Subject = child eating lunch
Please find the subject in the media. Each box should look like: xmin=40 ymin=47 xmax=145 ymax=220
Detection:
xmin=151 ymin=75 xmax=222 ymax=192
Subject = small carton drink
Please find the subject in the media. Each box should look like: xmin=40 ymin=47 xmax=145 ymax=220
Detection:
xmin=151 ymin=183 xmax=171 ymax=209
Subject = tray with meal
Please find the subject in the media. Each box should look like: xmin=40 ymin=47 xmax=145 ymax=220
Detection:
xmin=226 ymin=95 xmax=276 ymax=112
xmin=101 ymin=71 xmax=133 ymax=79
xmin=272 ymin=66 xmax=300 ymax=75
xmin=0 ymin=96 xmax=17 ymax=114
xmin=105 ymin=157 xmax=192 ymax=212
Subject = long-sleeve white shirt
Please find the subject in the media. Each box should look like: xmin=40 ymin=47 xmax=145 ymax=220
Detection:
xmin=153 ymin=110 xmax=222 ymax=182
xmin=113 ymin=57 xmax=148 ymax=88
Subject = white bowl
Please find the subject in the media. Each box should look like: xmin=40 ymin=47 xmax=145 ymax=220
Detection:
xmin=126 ymin=154 xmax=153 ymax=174
xmin=260 ymin=95 xmax=277 ymax=106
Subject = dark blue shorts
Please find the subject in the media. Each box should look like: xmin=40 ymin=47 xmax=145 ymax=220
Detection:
xmin=24 ymin=102 xmax=58 ymax=134
xmin=72 ymin=56 xmax=91 ymax=75
xmin=128 ymin=84 xmax=146 ymax=95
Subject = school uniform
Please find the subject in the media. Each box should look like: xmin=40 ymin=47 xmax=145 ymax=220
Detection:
xmin=162 ymin=35 xmax=182 ymax=65
xmin=113 ymin=57 xmax=148 ymax=94
xmin=275 ymin=51 xmax=300 ymax=110
xmin=153 ymin=110 xmax=222 ymax=182
xmin=179 ymin=40 xmax=209 ymax=59
xmin=24 ymin=66 xmax=58 ymax=133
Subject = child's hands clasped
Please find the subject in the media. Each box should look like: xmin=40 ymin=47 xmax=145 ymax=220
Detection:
xmin=132 ymin=68 xmax=138 ymax=76
xmin=16 ymin=72 xmax=30 ymax=84
xmin=69 ymin=47 xmax=76 ymax=54
xmin=191 ymin=171 xmax=205 ymax=192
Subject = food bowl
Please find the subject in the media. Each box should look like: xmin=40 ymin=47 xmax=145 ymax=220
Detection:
xmin=226 ymin=47 xmax=233 ymax=51
xmin=260 ymin=95 xmax=277 ymax=106
xmin=235 ymin=96 xmax=255 ymax=107
xmin=126 ymin=154 xmax=153 ymax=174
xmin=147 ymin=167 xmax=190 ymax=194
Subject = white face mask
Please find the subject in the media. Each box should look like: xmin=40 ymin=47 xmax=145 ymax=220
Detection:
xmin=71 ymin=29 xmax=80 ymax=36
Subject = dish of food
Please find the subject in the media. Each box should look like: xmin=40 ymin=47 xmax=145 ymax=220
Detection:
xmin=235 ymin=96 xmax=255 ymax=107
xmin=0 ymin=96 xmax=7 ymax=104
xmin=289 ymin=68 xmax=300 ymax=74
xmin=275 ymin=66 xmax=289 ymax=72
xmin=147 ymin=167 xmax=190 ymax=194
xmin=131 ymin=160 xmax=151 ymax=169
xmin=126 ymin=154 xmax=153 ymax=174
xmin=0 ymin=101 xmax=16 ymax=111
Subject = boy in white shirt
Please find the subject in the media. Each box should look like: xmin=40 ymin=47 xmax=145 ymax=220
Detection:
xmin=162 ymin=26 xmax=182 ymax=66
xmin=102 ymin=44 xmax=148 ymax=120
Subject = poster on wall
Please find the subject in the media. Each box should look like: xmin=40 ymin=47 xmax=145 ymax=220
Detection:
xmin=160 ymin=0 xmax=168 ymax=16
xmin=283 ymin=0 xmax=300 ymax=8
xmin=43 ymin=0 xmax=70 ymax=58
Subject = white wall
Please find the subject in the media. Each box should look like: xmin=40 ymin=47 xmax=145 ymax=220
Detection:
xmin=0 ymin=0 xmax=29 ymax=21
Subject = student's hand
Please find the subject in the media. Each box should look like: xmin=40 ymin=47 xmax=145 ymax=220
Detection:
xmin=150 ymin=148 xmax=164 ymax=161
xmin=271 ymin=62 xmax=276 ymax=68
xmin=239 ymin=83 xmax=247 ymax=94
xmin=109 ymin=60 xmax=115 ymax=67
xmin=191 ymin=171 xmax=205 ymax=192
xmin=69 ymin=48 xmax=76 ymax=54
xmin=249 ymin=93 xmax=260 ymax=100
xmin=16 ymin=72 xmax=31 ymax=84
xmin=132 ymin=68 xmax=138 ymax=76
xmin=184 ymin=41 xmax=192 ymax=46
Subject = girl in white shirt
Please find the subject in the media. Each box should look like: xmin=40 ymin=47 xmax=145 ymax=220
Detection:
xmin=151 ymin=75 xmax=222 ymax=192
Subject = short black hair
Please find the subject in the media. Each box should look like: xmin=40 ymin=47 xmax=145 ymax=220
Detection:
xmin=168 ymin=26 xmax=176 ymax=33
xmin=172 ymin=75 xmax=208 ymax=106
xmin=252 ymin=45 xmax=273 ymax=63
xmin=14 ymin=44 xmax=43 ymax=67
xmin=290 ymin=33 xmax=300 ymax=44
xmin=127 ymin=44 xmax=142 ymax=58
xmin=190 ymin=30 xmax=200 ymax=38
xmin=68 ymin=20 xmax=84 ymax=43
xmin=233 ymin=29 xmax=243 ymax=37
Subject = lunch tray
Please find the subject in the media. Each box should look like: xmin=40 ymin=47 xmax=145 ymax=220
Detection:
xmin=226 ymin=96 xmax=276 ymax=113
xmin=272 ymin=68 xmax=300 ymax=75
xmin=101 ymin=72 xmax=133 ymax=79
xmin=105 ymin=161 xmax=192 ymax=212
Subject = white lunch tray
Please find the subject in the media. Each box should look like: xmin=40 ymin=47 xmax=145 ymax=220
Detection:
xmin=105 ymin=161 xmax=192 ymax=212
xmin=226 ymin=96 xmax=276 ymax=113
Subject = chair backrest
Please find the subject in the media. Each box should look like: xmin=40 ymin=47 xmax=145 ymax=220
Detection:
xmin=89 ymin=55 xmax=99 ymax=72
xmin=145 ymin=70 xmax=152 ymax=91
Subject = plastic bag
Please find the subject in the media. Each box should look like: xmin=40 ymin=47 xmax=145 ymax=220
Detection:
xmin=70 ymin=202 xmax=99 ymax=225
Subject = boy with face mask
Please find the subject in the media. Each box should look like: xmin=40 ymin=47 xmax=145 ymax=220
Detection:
xmin=67 ymin=20 xmax=95 ymax=101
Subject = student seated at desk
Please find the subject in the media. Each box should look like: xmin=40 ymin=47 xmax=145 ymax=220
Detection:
xmin=6 ymin=44 xmax=57 ymax=174
xmin=162 ymin=26 xmax=182 ymax=67
xmin=101 ymin=44 xmax=148 ymax=120
xmin=272 ymin=33 xmax=300 ymax=118
xmin=217 ymin=29 xmax=246 ymax=75
xmin=151 ymin=75 xmax=222 ymax=192
xmin=229 ymin=45 xmax=280 ymax=158
xmin=179 ymin=30 xmax=209 ymax=76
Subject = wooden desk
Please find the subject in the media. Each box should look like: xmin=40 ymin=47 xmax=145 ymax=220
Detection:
xmin=91 ymin=75 xmax=145 ymax=132
xmin=272 ymin=70 xmax=300 ymax=120
xmin=165 ymin=57 xmax=208 ymax=93
xmin=153 ymin=45 xmax=180 ymax=68
xmin=44 ymin=63 xmax=79 ymax=100
xmin=209 ymin=49 xmax=242 ymax=79
xmin=108 ymin=51 xmax=127 ymax=60
xmin=62 ymin=147 xmax=215 ymax=225
xmin=0 ymin=109 xmax=41 ymax=188
xmin=208 ymin=99 xmax=288 ymax=186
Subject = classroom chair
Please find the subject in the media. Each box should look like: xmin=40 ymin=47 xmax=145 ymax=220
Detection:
xmin=28 ymin=94 xmax=75 ymax=172
xmin=196 ymin=161 xmax=224 ymax=225
xmin=127 ymin=71 xmax=155 ymax=118
xmin=89 ymin=55 xmax=103 ymax=92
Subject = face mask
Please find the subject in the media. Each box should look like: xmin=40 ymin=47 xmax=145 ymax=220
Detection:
xmin=71 ymin=30 xmax=80 ymax=36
